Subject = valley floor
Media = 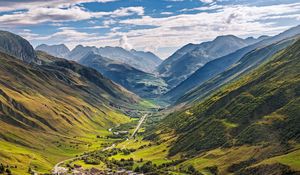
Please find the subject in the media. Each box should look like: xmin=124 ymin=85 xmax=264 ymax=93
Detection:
xmin=47 ymin=111 xmax=300 ymax=175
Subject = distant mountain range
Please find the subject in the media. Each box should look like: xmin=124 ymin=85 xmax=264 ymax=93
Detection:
xmin=163 ymin=25 xmax=300 ymax=103
xmin=36 ymin=44 xmax=70 ymax=58
xmin=36 ymin=44 xmax=162 ymax=73
xmin=157 ymin=35 xmax=268 ymax=88
xmin=79 ymin=53 xmax=168 ymax=98
xmin=36 ymin=44 xmax=166 ymax=98
xmin=176 ymin=36 xmax=299 ymax=104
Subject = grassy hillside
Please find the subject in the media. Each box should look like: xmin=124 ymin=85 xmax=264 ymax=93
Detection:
xmin=0 ymin=51 xmax=141 ymax=174
xmin=145 ymin=38 xmax=300 ymax=174
xmin=176 ymin=36 xmax=298 ymax=105
xmin=163 ymin=26 xmax=300 ymax=104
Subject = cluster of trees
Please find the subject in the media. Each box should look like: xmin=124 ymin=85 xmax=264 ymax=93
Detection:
xmin=120 ymin=148 xmax=136 ymax=155
xmin=183 ymin=165 xmax=203 ymax=175
xmin=81 ymin=147 xmax=216 ymax=175
xmin=110 ymin=158 xmax=134 ymax=170
xmin=133 ymin=160 xmax=202 ymax=175
xmin=157 ymin=159 xmax=185 ymax=169
xmin=82 ymin=147 xmax=138 ymax=166
xmin=0 ymin=164 xmax=12 ymax=175
xmin=134 ymin=161 xmax=157 ymax=174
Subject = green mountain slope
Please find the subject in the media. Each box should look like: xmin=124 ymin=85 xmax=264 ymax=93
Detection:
xmin=0 ymin=32 xmax=142 ymax=174
xmin=163 ymin=25 xmax=300 ymax=103
xmin=176 ymin=36 xmax=299 ymax=105
xmin=147 ymin=37 xmax=300 ymax=174
xmin=157 ymin=35 xmax=253 ymax=88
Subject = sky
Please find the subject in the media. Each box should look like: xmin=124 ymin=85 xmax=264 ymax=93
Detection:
xmin=0 ymin=0 xmax=300 ymax=59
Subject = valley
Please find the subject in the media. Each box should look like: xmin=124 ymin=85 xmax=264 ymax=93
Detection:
xmin=0 ymin=2 xmax=300 ymax=174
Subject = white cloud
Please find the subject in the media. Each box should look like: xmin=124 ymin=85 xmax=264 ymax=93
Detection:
xmin=119 ymin=35 xmax=132 ymax=50
xmin=164 ymin=0 xmax=184 ymax=2
xmin=0 ymin=6 xmax=144 ymax=26
xmin=13 ymin=1 xmax=300 ymax=58
xmin=199 ymin=0 xmax=215 ymax=4
xmin=111 ymin=27 xmax=121 ymax=32
xmin=103 ymin=19 xmax=117 ymax=26
xmin=85 ymin=25 xmax=109 ymax=29
xmin=180 ymin=4 xmax=222 ymax=12
xmin=0 ymin=0 xmax=119 ymax=12
xmin=110 ymin=7 xmax=144 ymax=17
xmin=161 ymin=12 xmax=174 ymax=15
xmin=115 ymin=2 xmax=300 ymax=57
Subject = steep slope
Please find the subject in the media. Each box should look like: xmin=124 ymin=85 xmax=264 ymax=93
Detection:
xmin=67 ymin=45 xmax=161 ymax=73
xmin=158 ymin=35 xmax=251 ymax=87
xmin=0 ymin=30 xmax=37 ymax=63
xmin=36 ymin=44 xmax=70 ymax=58
xmin=164 ymin=25 xmax=300 ymax=103
xmin=79 ymin=53 xmax=168 ymax=98
xmin=167 ymin=36 xmax=298 ymax=103
xmin=149 ymin=38 xmax=300 ymax=174
xmin=0 ymin=31 xmax=141 ymax=173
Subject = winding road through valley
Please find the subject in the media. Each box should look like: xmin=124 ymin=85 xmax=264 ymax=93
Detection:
xmin=130 ymin=113 xmax=148 ymax=139
xmin=52 ymin=113 xmax=149 ymax=174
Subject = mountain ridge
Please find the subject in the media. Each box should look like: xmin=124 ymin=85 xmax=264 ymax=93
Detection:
xmin=38 ymin=44 xmax=162 ymax=73
xmin=36 ymin=43 xmax=70 ymax=58
xmin=157 ymin=35 xmax=255 ymax=88
xmin=163 ymin=25 xmax=300 ymax=103
xmin=78 ymin=53 xmax=168 ymax=98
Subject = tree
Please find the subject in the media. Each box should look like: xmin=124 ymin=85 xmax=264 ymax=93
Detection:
xmin=28 ymin=167 xmax=32 ymax=173
xmin=188 ymin=165 xmax=196 ymax=173
xmin=140 ymin=161 xmax=156 ymax=173
xmin=0 ymin=164 xmax=4 ymax=173
xmin=5 ymin=168 xmax=12 ymax=175
xmin=134 ymin=166 xmax=140 ymax=172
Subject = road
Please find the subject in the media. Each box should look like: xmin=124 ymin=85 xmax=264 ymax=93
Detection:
xmin=130 ymin=114 xmax=148 ymax=139
xmin=52 ymin=114 xmax=148 ymax=174
xmin=52 ymin=155 xmax=84 ymax=175
xmin=52 ymin=144 xmax=116 ymax=174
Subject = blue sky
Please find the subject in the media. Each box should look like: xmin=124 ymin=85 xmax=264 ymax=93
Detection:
xmin=0 ymin=0 xmax=300 ymax=58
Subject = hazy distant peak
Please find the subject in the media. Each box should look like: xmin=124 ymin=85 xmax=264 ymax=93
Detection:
xmin=214 ymin=34 xmax=241 ymax=41
xmin=36 ymin=43 xmax=70 ymax=58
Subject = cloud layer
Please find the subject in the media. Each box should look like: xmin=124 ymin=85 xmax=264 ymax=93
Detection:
xmin=1 ymin=0 xmax=300 ymax=58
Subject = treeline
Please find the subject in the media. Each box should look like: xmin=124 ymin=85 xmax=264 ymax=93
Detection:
xmin=0 ymin=163 xmax=13 ymax=175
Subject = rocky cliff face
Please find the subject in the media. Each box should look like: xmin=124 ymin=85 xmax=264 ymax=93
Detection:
xmin=0 ymin=30 xmax=37 ymax=63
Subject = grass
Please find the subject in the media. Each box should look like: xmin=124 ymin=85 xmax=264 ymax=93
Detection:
xmin=255 ymin=147 xmax=300 ymax=171
xmin=219 ymin=119 xmax=238 ymax=128
xmin=111 ymin=137 xmax=172 ymax=165
xmin=139 ymin=100 xmax=158 ymax=109
xmin=179 ymin=145 xmax=268 ymax=174
xmin=0 ymin=126 xmax=122 ymax=174
xmin=0 ymin=60 xmax=134 ymax=174
xmin=0 ymin=87 xmax=130 ymax=174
